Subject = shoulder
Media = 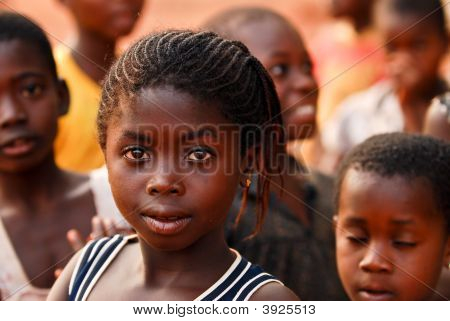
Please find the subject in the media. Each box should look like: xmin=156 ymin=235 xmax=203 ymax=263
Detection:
xmin=47 ymin=248 xmax=84 ymax=300
xmin=249 ymin=282 xmax=299 ymax=301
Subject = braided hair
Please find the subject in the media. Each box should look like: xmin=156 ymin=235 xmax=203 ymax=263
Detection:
xmin=98 ymin=30 xmax=284 ymax=234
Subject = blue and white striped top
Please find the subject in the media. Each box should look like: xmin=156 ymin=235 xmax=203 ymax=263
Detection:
xmin=68 ymin=234 xmax=282 ymax=301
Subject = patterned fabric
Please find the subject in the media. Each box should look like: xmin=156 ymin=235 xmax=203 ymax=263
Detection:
xmin=68 ymin=235 xmax=282 ymax=301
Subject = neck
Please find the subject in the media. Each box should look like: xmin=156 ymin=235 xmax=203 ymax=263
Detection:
xmin=72 ymin=28 xmax=117 ymax=83
xmin=398 ymin=78 xmax=445 ymax=106
xmin=138 ymin=228 xmax=234 ymax=287
xmin=0 ymin=155 xmax=64 ymax=208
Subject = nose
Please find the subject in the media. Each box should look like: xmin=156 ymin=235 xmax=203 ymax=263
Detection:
xmin=0 ymin=95 xmax=27 ymax=129
xmin=145 ymin=176 xmax=186 ymax=196
xmin=359 ymin=243 xmax=393 ymax=273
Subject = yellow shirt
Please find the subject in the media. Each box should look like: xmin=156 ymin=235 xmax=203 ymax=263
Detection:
xmin=53 ymin=46 xmax=105 ymax=173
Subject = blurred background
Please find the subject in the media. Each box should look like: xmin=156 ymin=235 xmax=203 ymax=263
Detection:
xmin=0 ymin=0 xmax=330 ymax=50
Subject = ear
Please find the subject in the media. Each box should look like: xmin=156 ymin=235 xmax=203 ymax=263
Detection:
xmin=332 ymin=215 xmax=338 ymax=233
xmin=239 ymin=145 xmax=256 ymax=179
xmin=56 ymin=79 xmax=70 ymax=117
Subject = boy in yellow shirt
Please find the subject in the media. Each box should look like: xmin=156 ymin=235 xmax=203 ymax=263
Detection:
xmin=54 ymin=0 xmax=145 ymax=172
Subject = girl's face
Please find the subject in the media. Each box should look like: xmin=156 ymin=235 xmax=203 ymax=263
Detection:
xmin=235 ymin=19 xmax=318 ymax=141
xmin=105 ymin=86 xmax=244 ymax=251
xmin=335 ymin=169 xmax=450 ymax=300
xmin=0 ymin=40 xmax=68 ymax=172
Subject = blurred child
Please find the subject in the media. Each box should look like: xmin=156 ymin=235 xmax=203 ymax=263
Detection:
xmin=314 ymin=0 xmax=383 ymax=123
xmin=321 ymin=0 xmax=448 ymax=174
xmin=334 ymin=133 xmax=450 ymax=300
xmin=48 ymin=30 xmax=298 ymax=301
xmin=204 ymin=8 xmax=346 ymax=300
xmin=424 ymin=92 xmax=450 ymax=141
xmin=54 ymin=0 xmax=145 ymax=172
xmin=0 ymin=12 xmax=123 ymax=301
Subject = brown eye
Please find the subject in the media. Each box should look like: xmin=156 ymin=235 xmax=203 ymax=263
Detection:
xmin=21 ymin=83 xmax=43 ymax=98
xmin=269 ymin=64 xmax=289 ymax=77
xmin=124 ymin=147 xmax=150 ymax=160
xmin=186 ymin=149 xmax=212 ymax=162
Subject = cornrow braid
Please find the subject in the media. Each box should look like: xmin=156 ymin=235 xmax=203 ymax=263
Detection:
xmin=98 ymin=30 xmax=284 ymax=235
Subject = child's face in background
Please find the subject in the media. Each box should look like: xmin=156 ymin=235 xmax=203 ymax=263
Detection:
xmin=234 ymin=19 xmax=318 ymax=141
xmin=60 ymin=0 xmax=144 ymax=40
xmin=377 ymin=12 xmax=447 ymax=94
xmin=105 ymin=86 xmax=244 ymax=251
xmin=0 ymin=40 xmax=68 ymax=172
xmin=335 ymin=169 xmax=450 ymax=300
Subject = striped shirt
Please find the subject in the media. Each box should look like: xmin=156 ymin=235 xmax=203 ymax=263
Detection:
xmin=68 ymin=234 xmax=282 ymax=301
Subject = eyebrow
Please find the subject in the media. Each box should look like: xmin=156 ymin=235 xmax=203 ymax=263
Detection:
xmin=181 ymin=127 xmax=218 ymax=141
xmin=14 ymin=72 xmax=46 ymax=81
xmin=391 ymin=219 xmax=414 ymax=226
xmin=342 ymin=216 xmax=367 ymax=226
xmin=120 ymin=130 xmax=152 ymax=144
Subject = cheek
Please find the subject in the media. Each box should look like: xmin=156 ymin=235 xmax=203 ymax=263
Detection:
xmin=273 ymin=80 xmax=289 ymax=107
xmin=335 ymin=232 xmax=360 ymax=277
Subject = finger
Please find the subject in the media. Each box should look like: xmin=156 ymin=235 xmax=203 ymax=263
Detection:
xmin=67 ymin=229 xmax=85 ymax=251
xmin=54 ymin=268 xmax=62 ymax=279
xmin=90 ymin=216 xmax=105 ymax=240
xmin=103 ymin=218 xmax=117 ymax=236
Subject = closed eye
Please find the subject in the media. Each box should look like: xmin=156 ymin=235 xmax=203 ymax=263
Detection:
xmin=392 ymin=240 xmax=417 ymax=248
xmin=347 ymin=235 xmax=369 ymax=245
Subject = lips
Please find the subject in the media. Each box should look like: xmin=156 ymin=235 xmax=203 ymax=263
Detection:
xmin=357 ymin=286 xmax=395 ymax=301
xmin=140 ymin=209 xmax=192 ymax=236
xmin=0 ymin=136 xmax=37 ymax=157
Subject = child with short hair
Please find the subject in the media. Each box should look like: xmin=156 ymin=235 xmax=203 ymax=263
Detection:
xmin=321 ymin=0 xmax=449 ymax=174
xmin=54 ymin=0 xmax=145 ymax=172
xmin=334 ymin=133 xmax=450 ymax=300
xmin=0 ymin=12 xmax=121 ymax=301
xmin=203 ymin=7 xmax=346 ymax=300
xmin=48 ymin=30 xmax=298 ymax=301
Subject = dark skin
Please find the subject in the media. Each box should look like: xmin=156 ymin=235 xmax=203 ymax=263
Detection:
xmin=48 ymin=86 xmax=298 ymax=300
xmin=378 ymin=13 xmax=449 ymax=132
xmin=58 ymin=0 xmax=144 ymax=83
xmin=335 ymin=170 xmax=450 ymax=300
xmin=330 ymin=0 xmax=374 ymax=33
xmin=0 ymin=40 xmax=96 ymax=291
xmin=226 ymin=18 xmax=319 ymax=226
xmin=423 ymin=97 xmax=450 ymax=142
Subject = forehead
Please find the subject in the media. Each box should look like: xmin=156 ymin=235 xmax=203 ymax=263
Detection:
xmin=109 ymin=86 xmax=237 ymax=139
xmin=0 ymin=40 xmax=53 ymax=77
xmin=338 ymin=169 xmax=441 ymax=224
xmin=235 ymin=19 xmax=306 ymax=60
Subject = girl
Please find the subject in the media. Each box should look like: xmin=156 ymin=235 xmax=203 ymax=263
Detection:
xmin=48 ymin=30 xmax=298 ymax=301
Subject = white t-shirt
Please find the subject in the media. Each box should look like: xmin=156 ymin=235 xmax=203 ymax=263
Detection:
xmin=322 ymin=81 xmax=403 ymax=155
